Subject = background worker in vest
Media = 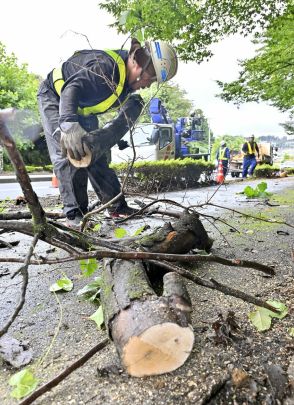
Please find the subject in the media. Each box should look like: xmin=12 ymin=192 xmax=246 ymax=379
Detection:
xmin=37 ymin=39 xmax=178 ymax=229
xmin=216 ymin=140 xmax=230 ymax=177
xmin=242 ymin=134 xmax=260 ymax=179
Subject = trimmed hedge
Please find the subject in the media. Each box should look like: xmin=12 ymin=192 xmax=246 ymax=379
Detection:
xmin=110 ymin=158 xmax=215 ymax=193
xmin=254 ymin=164 xmax=280 ymax=178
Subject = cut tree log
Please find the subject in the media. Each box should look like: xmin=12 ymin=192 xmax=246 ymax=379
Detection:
xmin=101 ymin=212 xmax=210 ymax=377
xmin=102 ymin=259 xmax=194 ymax=377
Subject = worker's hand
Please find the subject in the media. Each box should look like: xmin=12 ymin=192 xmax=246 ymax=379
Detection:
xmin=117 ymin=140 xmax=129 ymax=150
xmin=60 ymin=122 xmax=90 ymax=161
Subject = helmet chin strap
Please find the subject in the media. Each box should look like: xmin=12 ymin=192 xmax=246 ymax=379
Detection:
xmin=129 ymin=53 xmax=154 ymax=87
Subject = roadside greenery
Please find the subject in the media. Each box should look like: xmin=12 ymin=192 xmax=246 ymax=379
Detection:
xmin=101 ymin=0 xmax=289 ymax=61
xmin=254 ymin=164 xmax=280 ymax=178
xmin=139 ymin=83 xmax=193 ymax=122
xmin=242 ymin=181 xmax=273 ymax=198
xmin=111 ymin=158 xmax=214 ymax=192
xmin=218 ymin=9 xmax=294 ymax=118
xmin=0 ymin=42 xmax=39 ymax=133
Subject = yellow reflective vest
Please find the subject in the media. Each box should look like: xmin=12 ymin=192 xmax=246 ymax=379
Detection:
xmin=52 ymin=49 xmax=126 ymax=116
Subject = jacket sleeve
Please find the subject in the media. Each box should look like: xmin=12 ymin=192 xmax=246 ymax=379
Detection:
xmin=242 ymin=143 xmax=248 ymax=153
xmin=255 ymin=143 xmax=260 ymax=155
xmin=226 ymin=148 xmax=230 ymax=159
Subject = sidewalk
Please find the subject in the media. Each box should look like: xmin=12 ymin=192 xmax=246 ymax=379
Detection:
xmin=0 ymin=173 xmax=52 ymax=183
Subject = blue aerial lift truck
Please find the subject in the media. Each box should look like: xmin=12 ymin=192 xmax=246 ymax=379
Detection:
xmin=111 ymin=98 xmax=210 ymax=163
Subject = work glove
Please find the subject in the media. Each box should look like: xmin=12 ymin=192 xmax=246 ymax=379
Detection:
xmin=117 ymin=140 xmax=129 ymax=150
xmin=60 ymin=122 xmax=91 ymax=161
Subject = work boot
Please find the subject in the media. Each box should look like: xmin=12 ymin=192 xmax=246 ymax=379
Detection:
xmin=66 ymin=209 xmax=83 ymax=231
xmin=106 ymin=204 xmax=139 ymax=219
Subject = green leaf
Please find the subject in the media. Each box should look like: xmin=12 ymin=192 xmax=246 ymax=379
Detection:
xmin=79 ymin=258 xmax=99 ymax=277
xmin=243 ymin=185 xmax=256 ymax=198
xmin=89 ymin=306 xmax=104 ymax=329
xmin=9 ymin=369 xmax=38 ymax=399
xmin=289 ymin=328 xmax=294 ymax=337
xmin=256 ymin=181 xmax=267 ymax=193
xmin=248 ymin=300 xmax=288 ymax=331
xmin=248 ymin=308 xmax=272 ymax=331
xmin=118 ymin=10 xmax=130 ymax=26
xmin=93 ymin=223 xmax=101 ymax=232
xmin=265 ymin=300 xmax=288 ymax=319
xmin=49 ymin=276 xmax=73 ymax=292
xmin=114 ymin=227 xmax=128 ymax=238
xmin=133 ymin=225 xmax=146 ymax=236
xmin=77 ymin=277 xmax=102 ymax=303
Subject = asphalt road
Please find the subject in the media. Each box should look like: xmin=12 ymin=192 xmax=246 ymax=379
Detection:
xmin=0 ymin=180 xmax=95 ymax=200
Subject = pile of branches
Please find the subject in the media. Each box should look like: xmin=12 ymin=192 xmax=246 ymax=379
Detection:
xmin=0 ymin=115 xmax=284 ymax=403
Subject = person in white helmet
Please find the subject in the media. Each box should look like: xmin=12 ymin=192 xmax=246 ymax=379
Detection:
xmin=216 ymin=140 xmax=230 ymax=177
xmin=37 ymin=38 xmax=178 ymax=229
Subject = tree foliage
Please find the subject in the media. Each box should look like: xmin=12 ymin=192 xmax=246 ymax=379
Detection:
xmin=139 ymin=82 xmax=193 ymax=122
xmin=211 ymin=135 xmax=245 ymax=159
xmin=0 ymin=42 xmax=39 ymax=112
xmin=217 ymin=9 xmax=294 ymax=116
xmin=0 ymin=42 xmax=42 ymax=163
xmin=101 ymin=0 xmax=290 ymax=61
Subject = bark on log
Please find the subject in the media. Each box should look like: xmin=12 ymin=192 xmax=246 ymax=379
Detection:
xmin=101 ymin=258 xmax=194 ymax=377
xmin=101 ymin=212 xmax=211 ymax=376
xmin=136 ymin=211 xmax=213 ymax=253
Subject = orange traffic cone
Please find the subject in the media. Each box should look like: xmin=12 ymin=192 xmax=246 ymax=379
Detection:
xmin=216 ymin=161 xmax=224 ymax=184
xmin=51 ymin=171 xmax=59 ymax=188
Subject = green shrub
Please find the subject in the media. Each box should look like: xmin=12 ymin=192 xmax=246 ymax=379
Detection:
xmin=25 ymin=166 xmax=43 ymax=173
xmin=254 ymin=164 xmax=280 ymax=178
xmin=110 ymin=158 xmax=214 ymax=192
xmin=43 ymin=165 xmax=53 ymax=172
xmin=285 ymin=167 xmax=294 ymax=175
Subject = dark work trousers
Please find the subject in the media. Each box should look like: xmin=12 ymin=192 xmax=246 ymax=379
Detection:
xmin=242 ymin=155 xmax=257 ymax=178
xmin=37 ymin=81 xmax=125 ymax=216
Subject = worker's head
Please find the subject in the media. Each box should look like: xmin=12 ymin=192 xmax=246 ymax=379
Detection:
xmin=220 ymin=140 xmax=226 ymax=146
xmin=128 ymin=38 xmax=178 ymax=90
xmin=249 ymin=134 xmax=255 ymax=141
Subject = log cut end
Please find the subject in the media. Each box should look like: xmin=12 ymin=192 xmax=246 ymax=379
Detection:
xmin=122 ymin=322 xmax=194 ymax=377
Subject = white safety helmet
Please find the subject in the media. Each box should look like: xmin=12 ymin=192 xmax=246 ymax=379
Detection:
xmin=220 ymin=140 xmax=226 ymax=146
xmin=145 ymin=40 xmax=178 ymax=84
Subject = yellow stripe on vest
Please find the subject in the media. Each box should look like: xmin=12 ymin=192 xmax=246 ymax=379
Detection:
xmin=52 ymin=50 xmax=126 ymax=116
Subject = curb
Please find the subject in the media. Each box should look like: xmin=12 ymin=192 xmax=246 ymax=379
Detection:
xmin=0 ymin=174 xmax=52 ymax=184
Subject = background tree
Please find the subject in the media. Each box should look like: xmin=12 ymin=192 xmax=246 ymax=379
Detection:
xmin=139 ymin=82 xmax=193 ymax=122
xmin=211 ymin=135 xmax=245 ymax=161
xmin=217 ymin=9 xmax=294 ymax=121
xmin=101 ymin=0 xmax=290 ymax=61
xmin=0 ymin=42 xmax=39 ymax=113
xmin=0 ymin=42 xmax=47 ymax=168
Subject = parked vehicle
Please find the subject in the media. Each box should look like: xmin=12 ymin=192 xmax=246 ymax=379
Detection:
xmin=111 ymin=98 xmax=210 ymax=163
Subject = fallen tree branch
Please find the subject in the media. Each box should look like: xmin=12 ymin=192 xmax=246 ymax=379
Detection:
xmin=18 ymin=338 xmax=109 ymax=405
xmin=149 ymin=260 xmax=279 ymax=313
xmin=0 ymin=233 xmax=39 ymax=337
xmin=0 ymin=249 xmax=275 ymax=276
xmin=0 ymin=211 xmax=64 ymax=220
xmin=205 ymin=202 xmax=294 ymax=229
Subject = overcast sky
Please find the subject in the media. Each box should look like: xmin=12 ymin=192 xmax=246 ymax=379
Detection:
xmin=1 ymin=0 xmax=289 ymax=137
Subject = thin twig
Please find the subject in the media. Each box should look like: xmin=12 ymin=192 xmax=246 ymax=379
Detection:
xmin=0 ymin=233 xmax=39 ymax=337
xmin=206 ymin=202 xmax=294 ymax=228
xmin=19 ymin=338 xmax=109 ymax=405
